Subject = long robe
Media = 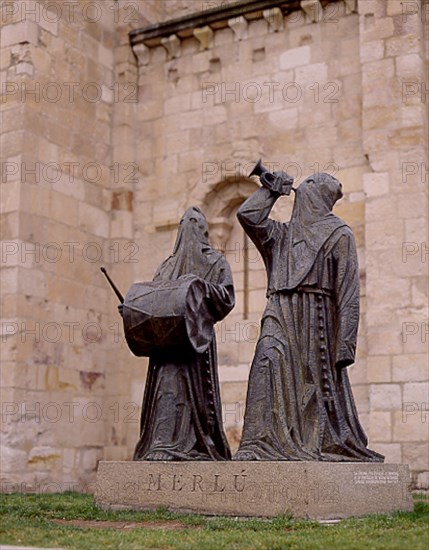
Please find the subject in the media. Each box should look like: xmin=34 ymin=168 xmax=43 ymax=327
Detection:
xmin=234 ymin=186 xmax=383 ymax=462
xmin=133 ymin=209 xmax=234 ymax=461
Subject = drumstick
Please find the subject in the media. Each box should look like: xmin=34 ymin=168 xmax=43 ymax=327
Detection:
xmin=100 ymin=267 xmax=124 ymax=303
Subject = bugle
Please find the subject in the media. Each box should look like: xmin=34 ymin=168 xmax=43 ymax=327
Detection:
xmin=249 ymin=158 xmax=295 ymax=195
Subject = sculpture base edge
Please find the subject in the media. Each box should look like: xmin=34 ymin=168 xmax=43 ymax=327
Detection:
xmin=95 ymin=460 xmax=413 ymax=519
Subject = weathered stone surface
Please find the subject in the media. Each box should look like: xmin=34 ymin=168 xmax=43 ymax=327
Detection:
xmin=96 ymin=461 xmax=413 ymax=519
xmin=1 ymin=0 xmax=427 ymax=491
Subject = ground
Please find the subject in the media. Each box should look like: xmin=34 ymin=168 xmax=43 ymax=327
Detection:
xmin=0 ymin=493 xmax=428 ymax=549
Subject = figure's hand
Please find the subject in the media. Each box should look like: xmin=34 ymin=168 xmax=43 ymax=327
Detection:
xmin=179 ymin=273 xmax=198 ymax=283
xmin=118 ymin=304 xmax=124 ymax=317
xmin=273 ymin=172 xmax=294 ymax=196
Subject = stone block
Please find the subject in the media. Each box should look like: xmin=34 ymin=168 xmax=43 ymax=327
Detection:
xmin=385 ymin=34 xmax=421 ymax=57
xmin=219 ymin=364 xmax=251 ymax=383
xmin=401 ymin=105 xmax=426 ymax=128
xmin=362 ymin=57 xmax=395 ymax=86
xmin=110 ymin=211 xmax=133 ymax=239
xmin=369 ymin=411 xmax=392 ymax=442
xmin=248 ymin=288 xmax=267 ymax=314
xmin=348 ymin=357 xmax=367 ymax=385
xmin=1 ymin=21 xmax=39 ymax=47
xmin=178 ymin=149 xmax=205 ymax=175
xmin=96 ymin=461 xmax=413 ymax=519
xmin=164 ymin=94 xmax=191 ymax=115
xmin=369 ymin=384 xmax=402 ymax=411
xmin=103 ymin=446 xmax=130 ymax=461
xmin=253 ymin=94 xmax=284 ymax=114
xmin=386 ymin=0 xmax=406 ymax=16
xmin=62 ymin=448 xmax=77 ymax=473
xmin=28 ymin=446 xmax=62 ymax=469
xmin=365 ymin=220 xmax=403 ymax=250
xmin=80 ymin=447 xmax=103 ymax=472
xmin=0 ymin=360 xmax=26 ymax=388
xmin=37 ymin=9 xmax=58 ymax=36
xmin=334 ymin=201 xmax=364 ymax=228
xmin=0 ymin=446 xmax=28 ymax=473
xmin=38 ymin=139 xmax=59 ymax=165
xmin=78 ymin=202 xmax=109 ymax=238
xmin=360 ymin=16 xmax=394 ymax=42
xmin=204 ymin=105 xmax=227 ymax=126
xmin=411 ymin=278 xmax=428 ymax=309
xmin=352 ymin=384 xmax=369 ymax=414
xmin=389 ymin=127 xmax=425 ymax=149
xmin=402 ymin=443 xmax=429 ymax=472
xmin=403 ymin=382 xmax=429 ymax=404
xmin=395 ymin=53 xmax=424 ymax=79
xmin=372 ymin=443 xmax=402 ymax=464
xmin=367 ymin=277 xmax=410 ymax=311
xmin=367 ymin=356 xmax=391 ymax=383
xmin=416 ymin=472 xmax=429 ymax=490
xmin=47 ymin=191 xmax=77 ymax=227
xmin=401 ymin=316 xmax=429 ymax=356
xmin=52 ymin=174 xmax=85 ymax=202
xmin=162 ymin=132 xmax=190 ymax=157
xmin=362 ymin=128 xmax=388 ymax=152
xmin=138 ymin=99 xmax=163 ymax=121
xmin=266 ymin=108 xmax=299 ymax=134
xmin=179 ymin=110 xmax=203 ymax=130
xmin=296 ymin=62 xmax=328 ymax=84
xmin=19 ymin=266 xmax=46 ymax=298
xmin=397 ymin=193 xmax=428 ymax=219
xmin=279 ymin=46 xmax=311 ymax=70
xmin=216 ymin=318 xmax=241 ymax=356
xmin=360 ymin=40 xmax=384 ymax=63
xmin=336 ymin=118 xmax=359 ymax=143
xmin=192 ymin=51 xmax=210 ymax=73
xmin=98 ymin=43 xmax=114 ymax=69
xmin=220 ymin=382 xmax=247 ymax=407
xmin=393 ymin=410 xmax=428 ymax=442
xmin=365 ymin=195 xmax=396 ymax=222
xmin=0 ymin=181 xmax=20 ymax=213
xmin=363 ymin=172 xmax=389 ymax=197
xmin=0 ymin=268 xmax=19 ymax=296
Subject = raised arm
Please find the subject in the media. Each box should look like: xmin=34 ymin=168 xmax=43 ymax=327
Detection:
xmin=236 ymin=187 xmax=283 ymax=258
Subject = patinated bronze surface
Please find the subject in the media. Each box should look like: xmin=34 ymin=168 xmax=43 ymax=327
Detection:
xmin=234 ymin=164 xmax=384 ymax=462
xmin=121 ymin=207 xmax=235 ymax=461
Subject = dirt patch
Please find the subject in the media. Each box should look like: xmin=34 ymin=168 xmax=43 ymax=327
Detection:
xmin=51 ymin=519 xmax=198 ymax=530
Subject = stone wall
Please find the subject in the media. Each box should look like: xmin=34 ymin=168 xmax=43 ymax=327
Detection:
xmin=0 ymin=0 xmax=154 ymax=490
xmin=358 ymin=0 xmax=428 ymax=489
xmin=1 ymin=0 xmax=427 ymax=490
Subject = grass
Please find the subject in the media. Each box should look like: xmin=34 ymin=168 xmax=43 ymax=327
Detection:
xmin=0 ymin=492 xmax=428 ymax=550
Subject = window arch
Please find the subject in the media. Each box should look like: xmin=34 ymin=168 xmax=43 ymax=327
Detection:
xmin=202 ymin=178 xmax=266 ymax=317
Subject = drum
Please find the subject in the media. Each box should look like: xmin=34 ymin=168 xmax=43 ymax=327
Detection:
xmin=122 ymin=275 xmax=214 ymax=356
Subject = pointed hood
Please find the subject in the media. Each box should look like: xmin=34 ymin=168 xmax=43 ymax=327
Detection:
xmin=282 ymin=172 xmax=347 ymax=289
xmin=156 ymin=206 xmax=220 ymax=281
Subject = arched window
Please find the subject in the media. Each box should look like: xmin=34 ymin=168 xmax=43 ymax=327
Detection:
xmin=203 ymin=177 xmax=267 ymax=320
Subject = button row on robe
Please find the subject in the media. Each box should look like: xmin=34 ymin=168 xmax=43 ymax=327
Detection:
xmin=317 ymin=298 xmax=331 ymax=402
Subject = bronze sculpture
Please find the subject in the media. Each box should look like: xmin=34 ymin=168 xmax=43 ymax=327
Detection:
xmin=234 ymin=162 xmax=384 ymax=462
xmin=120 ymin=207 xmax=234 ymax=461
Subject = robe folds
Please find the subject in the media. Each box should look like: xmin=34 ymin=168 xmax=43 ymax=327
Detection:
xmin=132 ymin=207 xmax=234 ymax=461
xmin=234 ymin=186 xmax=383 ymax=462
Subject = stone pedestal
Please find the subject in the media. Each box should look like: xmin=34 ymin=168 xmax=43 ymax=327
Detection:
xmin=95 ymin=461 xmax=413 ymax=519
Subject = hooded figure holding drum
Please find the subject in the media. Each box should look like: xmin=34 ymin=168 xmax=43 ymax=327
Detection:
xmin=120 ymin=206 xmax=234 ymax=461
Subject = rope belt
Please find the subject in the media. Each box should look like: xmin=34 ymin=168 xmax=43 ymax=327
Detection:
xmin=267 ymin=287 xmax=333 ymax=298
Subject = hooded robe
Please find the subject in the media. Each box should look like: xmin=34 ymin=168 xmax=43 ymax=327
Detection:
xmin=234 ymin=174 xmax=383 ymax=462
xmin=133 ymin=207 xmax=234 ymax=461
